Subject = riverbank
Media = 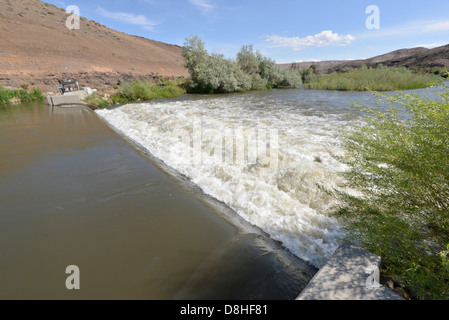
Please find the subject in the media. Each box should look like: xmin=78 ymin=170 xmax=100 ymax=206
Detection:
xmin=83 ymin=78 xmax=187 ymax=109
xmin=0 ymin=70 xmax=184 ymax=96
xmin=1 ymin=76 xmax=187 ymax=110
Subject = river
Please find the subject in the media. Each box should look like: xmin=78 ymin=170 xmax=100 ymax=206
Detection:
xmin=0 ymin=84 xmax=445 ymax=299
xmin=96 ymin=88 xmax=386 ymax=268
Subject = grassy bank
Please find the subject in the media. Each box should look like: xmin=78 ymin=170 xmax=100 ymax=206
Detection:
xmin=414 ymin=67 xmax=449 ymax=79
xmin=83 ymin=78 xmax=186 ymax=108
xmin=0 ymin=85 xmax=45 ymax=104
xmin=306 ymin=66 xmax=444 ymax=91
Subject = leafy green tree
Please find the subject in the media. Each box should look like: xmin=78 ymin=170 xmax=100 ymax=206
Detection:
xmin=330 ymin=88 xmax=449 ymax=299
xmin=236 ymin=44 xmax=262 ymax=76
xmin=182 ymin=35 xmax=214 ymax=92
xmin=277 ymin=68 xmax=302 ymax=87
xmin=182 ymin=35 xmax=209 ymax=72
xmin=182 ymin=35 xmax=302 ymax=93
xmin=182 ymin=36 xmax=250 ymax=93
xmin=208 ymin=53 xmax=252 ymax=93
xmin=259 ymin=57 xmax=281 ymax=88
xmin=299 ymin=67 xmax=316 ymax=84
xmin=249 ymin=73 xmax=268 ymax=90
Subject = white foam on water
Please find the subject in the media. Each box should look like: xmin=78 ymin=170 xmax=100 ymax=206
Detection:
xmin=96 ymin=93 xmax=351 ymax=268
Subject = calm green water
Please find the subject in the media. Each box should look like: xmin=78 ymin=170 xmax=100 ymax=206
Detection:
xmin=0 ymin=102 xmax=315 ymax=300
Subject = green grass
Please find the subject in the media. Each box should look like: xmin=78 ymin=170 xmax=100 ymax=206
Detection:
xmin=306 ymin=66 xmax=444 ymax=91
xmin=114 ymin=78 xmax=186 ymax=103
xmin=0 ymin=86 xmax=44 ymax=104
xmin=84 ymin=78 xmax=187 ymax=108
xmin=82 ymin=93 xmax=111 ymax=109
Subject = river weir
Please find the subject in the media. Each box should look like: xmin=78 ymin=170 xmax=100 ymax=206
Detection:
xmin=95 ymin=84 xmax=448 ymax=269
xmin=96 ymin=88 xmax=371 ymax=268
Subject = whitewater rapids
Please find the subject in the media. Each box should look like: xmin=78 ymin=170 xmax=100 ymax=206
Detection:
xmin=96 ymin=91 xmax=353 ymax=268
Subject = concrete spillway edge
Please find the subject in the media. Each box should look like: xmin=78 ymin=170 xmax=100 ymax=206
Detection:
xmin=297 ymin=242 xmax=404 ymax=300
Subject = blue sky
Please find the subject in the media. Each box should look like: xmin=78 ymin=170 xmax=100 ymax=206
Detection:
xmin=46 ymin=0 xmax=449 ymax=63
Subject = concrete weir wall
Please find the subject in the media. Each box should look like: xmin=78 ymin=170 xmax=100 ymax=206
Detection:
xmin=47 ymin=94 xmax=83 ymax=106
xmin=297 ymin=243 xmax=404 ymax=300
xmin=47 ymin=88 xmax=95 ymax=106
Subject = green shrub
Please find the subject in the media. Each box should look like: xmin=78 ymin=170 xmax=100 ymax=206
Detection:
xmin=441 ymin=245 xmax=449 ymax=274
xmin=83 ymin=92 xmax=111 ymax=108
xmin=250 ymin=74 xmax=268 ymax=90
xmin=0 ymin=88 xmax=14 ymax=104
xmin=0 ymin=86 xmax=44 ymax=104
xmin=32 ymin=88 xmax=44 ymax=102
xmin=298 ymin=67 xmax=318 ymax=84
xmin=277 ymin=68 xmax=303 ymax=88
xmin=182 ymin=35 xmax=302 ymax=93
xmin=182 ymin=36 xmax=252 ymax=93
xmin=237 ymin=45 xmax=262 ymax=76
xmin=109 ymin=78 xmax=186 ymax=105
xmin=259 ymin=58 xmax=280 ymax=87
xmin=329 ymin=88 xmax=449 ymax=299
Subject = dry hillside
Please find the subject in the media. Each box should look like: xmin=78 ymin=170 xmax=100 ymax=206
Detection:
xmin=330 ymin=45 xmax=449 ymax=71
xmin=0 ymin=0 xmax=188 ymax=93
xmin=280 ymin=45 xmax=449 ymax=73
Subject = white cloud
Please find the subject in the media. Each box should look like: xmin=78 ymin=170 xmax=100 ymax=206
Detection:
xmin=97 ymin=6 xmax=158 ymax=31
xmin=357 ymin=20 xmax=449 ymax=39
xmin=189 ymin=0 xmax=214 ymax=15
xmin=422 ymin=21 xmax=449 ymax=32
xmin=264 ymin=30 xmax=355 ymax=51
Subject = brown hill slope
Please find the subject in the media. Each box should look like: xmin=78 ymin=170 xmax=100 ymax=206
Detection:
xmin=0 ymin=0 xmax=188 ymax=92
xmin=281 ymin=44 xmax=449 ymax=73
xmin=330 ymin=45 xmax=449 ymax=71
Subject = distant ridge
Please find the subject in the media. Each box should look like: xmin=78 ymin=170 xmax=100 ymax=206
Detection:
xmin=279 ymin=44 xmax=449 ymax=73
xmin=0 ymin=0 xmax=188 ymax=93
